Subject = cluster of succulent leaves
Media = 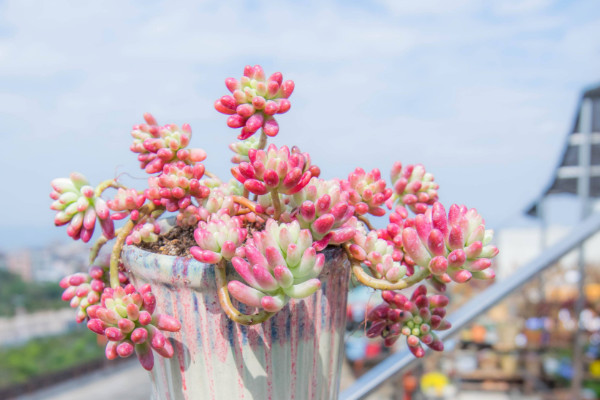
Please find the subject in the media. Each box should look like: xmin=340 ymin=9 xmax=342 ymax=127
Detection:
xmin=51 ymin=65 xmax=499 ymax=366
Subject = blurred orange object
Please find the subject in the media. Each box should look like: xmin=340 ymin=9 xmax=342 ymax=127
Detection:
xmin=586 ymin=284 xmax=600 ymax=302
xmin=471 ymin=324 xmax=486 ymax=343
xmin=403 ymin=372 xmax=418 ymax=391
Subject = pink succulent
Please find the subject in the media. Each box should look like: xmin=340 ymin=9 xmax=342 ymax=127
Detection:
xmin=190 ymin=214 xmax=247 ymax=264
xmin=348 ymin=231 xmax=407 ymax=283
xmin=87 ymin=284 xmax=181 ymax=370
xmin=227 ymin=220 xmax=323 ymax=312
xmin=401 ymin=203 xmax=499 ymax=283
xmin=199 ymin=180 xmax=243 ymax=217
xmin=145 ymin=161 xmax=210 ymax=212
xmin=126 ymin=221 xmax=161 ymax=245
xmin=107 ymin=188 xmax=146 ymax=221
xmin=377 ymin=206 xmax=417 ymax=275
xmin=342 ymin=168 xmax=393 ymax=216
xmin=229 ymin=135 xmax=260 ymax=164
xmin=289 ymin=178 xmax=356 ymax=249
xmin=215 ymin=65 xmax=294 ymax=139
xmin=50 ymin=172 xmax=114 ymax=242
xmin=130 ymin=113 xmax=207 ymax=174
xmin=367 ymin=285 xmax=450 ymax=357
xmin=390 ymin=162 xmax=439 ymax=214
xmin=231 ymin=144 xmax=317 ymax=196
xmin=60 ymin=258 xmax=129 ymax=323
xmin=60 ymin=269 xmax=104 ymax=323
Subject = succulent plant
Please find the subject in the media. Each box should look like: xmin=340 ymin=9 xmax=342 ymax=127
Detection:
xmin=50 ymin=173 xmax=115 ymax=242
xmin=342 ymin=168 xmax=393 ymax=217
xmin=229 ymin=135 xmax=260 ymax=164
xmin=366 ymin=285 xmax=450 ymax=357
xmin=145 ymin=161 xmax=210 ymax=212
xmin=231 ymin=144 xmax=316 ymax=196
xmin=191 ymin=214 xmax=247 ymax=263
xmin=107 ymin=188 xmax=147 ymax=221
xmin=401 ymin=202 xmax=498 ymax=283
xmin=390 ymin=162 xmax=439 ymax=214
xmin=130 ymin=114 xmax=207 ymax=174
xmin=215 ymin=65 xmax=294 ymax=139
xmin=86 ymin=284 xmax=181 ymax=370
xmin=227 ymin=220 xmax=323 ymax=312
xmin=49 ymin=65 xmax=499 ymax=372
xmin=348 ymin=231 xmax=407 ymax=283
xmin=289 ymin=178 xmax=355 ymax=249
xmin=59 ymin=257 xmax=129 ymax=323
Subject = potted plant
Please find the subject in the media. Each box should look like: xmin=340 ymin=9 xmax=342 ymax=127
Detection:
xmin=49 ymin=65 xmax=498 ymax=399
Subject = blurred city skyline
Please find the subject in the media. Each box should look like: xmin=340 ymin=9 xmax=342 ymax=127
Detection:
xmin=1 ymin=0 xmax=600 ymax=250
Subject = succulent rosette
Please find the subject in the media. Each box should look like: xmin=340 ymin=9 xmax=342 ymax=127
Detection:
xmin=229 ymin=135 xmax=260 ymax=164
xmin=190 ymin=214 xmax=248 ymax=264
xmin=215 ymin=65 xmax=294 ymax=139
xmin=367 ymin=285 xmax=450 ymax=357
xmin=289 ymin=178 xmax=356 ymax=250
xmin=145 ymin=161 xmax=210 ymax=212
xmin=107 ymin=188 xmax=146 ymax=221
xmin=60 ymin=257 xmax=130 ymax=323
xmin=402 ymin=202 xmax=498 ymax=283
xmin=130 ymin=113 xmax=208 ymax=174
xmin=126 ymin=220 xmax=161 ymax=245
xmin=348 ymin=231 xmax=407 ymax=283
xmin=50 ymin=172 xmax=114 ymax=242
xmin=227 ymin=220 xmax=323 ymax=312
xmin=86 ymin=284 xmax=181 ymax=370
xmin=231 ymin=144 xmax=316 ymax=196
xmin=199 ymin=180 xmax=243 ymax=218
xmin=342 ymin=168 xmax=393 ymax=217
xmin=60 ymin=268 xmax=104 ymax=323
xmin=390 ymin=162 xmax=439 ymax=214
xmin=377 ymin=206 xmax=417 ymax=274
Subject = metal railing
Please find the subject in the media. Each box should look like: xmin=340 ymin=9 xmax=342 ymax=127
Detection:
xmin=340 ymin=212 xmax=600 ymax=400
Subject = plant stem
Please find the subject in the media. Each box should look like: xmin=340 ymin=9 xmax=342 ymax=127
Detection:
xmin=94 ymin=179 xmax=126 ymax=198
xmin=232 ymin=196 xmax=257 ymax=212
xmin=109 ymin=203 xmax=158 ymax=288
xmin=358 ymin=215 xmax=375 ymax=231
xmin=215 ymin=260 xmax=275 ymax=325
xmin=231 ymin=196 xmax=270 ymax=219
xmin=205 ymin=171 xmax=219 ymax=180
xmin=89 ymin=232 xmax=116 ymax=265
xmin=258 ymin=131 xmax=267 ymax=150
xmin=110 ymin=220 xmax=134 ymax=288
xmin=243 ymin=188 xmax=249 ymax=199
xmin=270 ymin=190 xmax=282 ymax=219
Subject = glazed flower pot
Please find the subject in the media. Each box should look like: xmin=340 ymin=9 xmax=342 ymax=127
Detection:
xmin=122 ymin=243 xmax=350 ymax=400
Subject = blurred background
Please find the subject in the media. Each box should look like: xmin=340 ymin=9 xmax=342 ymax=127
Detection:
xmin=1 ymin=0 xmax=600 ymax=399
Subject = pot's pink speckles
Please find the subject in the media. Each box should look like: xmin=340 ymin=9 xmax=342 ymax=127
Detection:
xmin=214 ymin=316 xmax=229 ymax=363
xmin=232 ymin=323 xmax=245 ymax=399
xmin=157 ymin=355 xmax=172 ymax=400
xmin=309 ymin=290 xmax=322 ymax=399
xmin=289 ymin=302 xmax=298 ymax=400
xmin=197 ymin=294 xmax=216 ymax=398
xmin=263 ymin=322 xmax=274 ymax=400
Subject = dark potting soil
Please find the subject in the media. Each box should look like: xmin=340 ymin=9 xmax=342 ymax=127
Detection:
xmin=137 ymin=224 xmax=196 ymax=257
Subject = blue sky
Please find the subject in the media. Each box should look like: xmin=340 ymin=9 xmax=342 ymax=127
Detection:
xmin=1 ymin=0 xmax=599 ymax=250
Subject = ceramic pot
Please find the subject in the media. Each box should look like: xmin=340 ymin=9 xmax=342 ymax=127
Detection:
xmin=122 ymin=243 xmax=350 ymax=400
